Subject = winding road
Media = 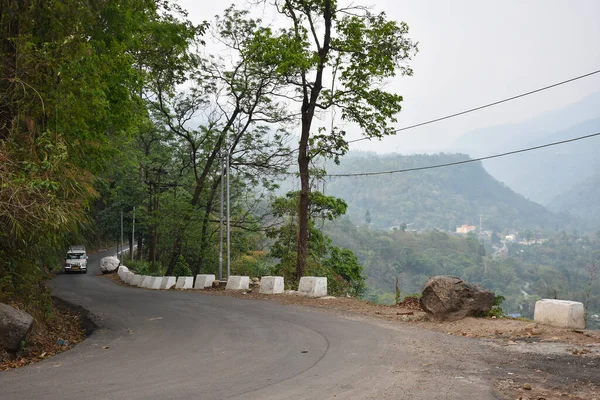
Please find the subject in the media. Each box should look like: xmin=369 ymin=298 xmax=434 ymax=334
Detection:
xmin=0 ymin=249 xmax=503 ymax=399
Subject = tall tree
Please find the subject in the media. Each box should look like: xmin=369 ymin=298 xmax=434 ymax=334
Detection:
xmin=257 ymin=0 xmax=418 ymax=278
xmin=146 ymin=7 xmax=295 ymax=275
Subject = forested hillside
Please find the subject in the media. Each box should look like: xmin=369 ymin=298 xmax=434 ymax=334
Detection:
xmin=324 ymin=152 xmax=571 ymax=232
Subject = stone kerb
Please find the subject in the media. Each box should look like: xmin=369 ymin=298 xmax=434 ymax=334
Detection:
xmin=160 ymin=276 xmax=177 ymax=290
xmin=534 ymin=299 xmax=585 ymax=329
xmin=259 ymin=276 xmax=284 ymax=294
xmin=140 ymin=275 xmax=153 ymax=288
xmin=130 ymin=274 xmax=143 ymax=286
xmin=225 ymin=276 xmax=250 ymax=290
xmin=194 ymin=274 xmax=215 ymax=289
xmin=176 ymin=276 xmax=193 ymax=289
xmin=297 ymin=277 xmax=327 ymax=298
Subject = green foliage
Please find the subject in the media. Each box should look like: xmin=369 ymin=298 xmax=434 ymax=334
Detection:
xmin=0 ymin=0 xmax=204 ymax=308
xmin=173 ymin=256 xmax=192 ymax=277
xmin=487 ymin=295 xmax=506 ymax=318
xmin=268 ymin=191 xmax=366 ymax=296
xmin=126 ymin=260 xmax=164 ymax=277
xmin=231 ymin=251 xmax=273 ymax=279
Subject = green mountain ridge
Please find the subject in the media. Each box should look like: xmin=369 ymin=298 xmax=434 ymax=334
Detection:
xmin=325 ymin=152 xmax=572 ymax=232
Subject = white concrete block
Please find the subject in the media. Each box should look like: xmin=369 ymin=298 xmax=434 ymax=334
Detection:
xmin=259 ymin=276 xmax=284 ymax=294
xmin=225 ymin=276 xmax=250 ymax=290
xmin=148 ymin=277 xmax=162 ymax=290
xmin=175 ymin=276 xmax=193 ymax=289
xmin=297 ymin=277 xmax=327 ymax=298
xmin=140 ymin=275 xmax=152 ymax=288
xmin=130 ymin=274 xmax=143 ymax=286
xmin=160 ymin=276 xmax=177 ymax=290
xmin=124 ymin=271 xmax=135 ymax=284
xmin=534 ymin=299 xmax=585 ymax=329
xmin=118 ymin=266 xmax=129 ymax=280
xmin=194 ymin=274 xmax=215 ymax=289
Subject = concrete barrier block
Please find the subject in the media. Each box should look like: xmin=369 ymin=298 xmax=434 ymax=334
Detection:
xmin=148 ymin=277 xmax=162 ymax=290
xmin=194 ymin=274 xmax=215 ymax=289
xmin=118 ymin=266 xmax=129 ymax=280
xmin=176 ymin=276 xmax=193 ymax=289
xmin=298 ymin=277 xmax=327 ymax=298
xmin=534 ymin=299 xmax=585 ymax=329
xmin=130 ymin=274 xmax=143 ymax=286
xmin=160 ymin=276 xmax=177 ymax=290
xmin=259 ymin=276 xmax=284 ymax=294
xmin=124 ymin=271 xmax=135 ymax=284
xmin=225 ymin=276 xmax=250 ymax=290
xmin=140 ymin=275 xmax=152 ymax=288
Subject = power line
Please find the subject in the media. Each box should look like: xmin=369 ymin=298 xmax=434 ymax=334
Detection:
xmin=346 ymin=68 xmax=600 ymax=144
xmin=326 ymin=131 xmax=600 ymax=177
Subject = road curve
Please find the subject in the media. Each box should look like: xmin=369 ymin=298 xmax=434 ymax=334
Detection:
xmin=0 ymin=249 xmax=499 ymax=400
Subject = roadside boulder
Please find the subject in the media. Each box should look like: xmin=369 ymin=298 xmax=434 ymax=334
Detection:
xmin=420 ymin=276 xmax=495 ymax=321
xmin=0 ymin=303 xmax=34 ymax=352
xmin=100 ymin=256 xmax=120 ymax=274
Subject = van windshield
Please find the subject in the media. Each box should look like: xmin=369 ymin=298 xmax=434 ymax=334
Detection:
xmin=67 ymin=253 xmax=86 ymax=260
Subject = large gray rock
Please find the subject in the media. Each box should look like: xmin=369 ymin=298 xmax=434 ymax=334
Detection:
xmin=420 ymin=276 xmax=495 ymax=321
xmin=0 ymin=303 xmax=34 ymax=351
xmin=100 ymin=256 xmax=120 ymax=274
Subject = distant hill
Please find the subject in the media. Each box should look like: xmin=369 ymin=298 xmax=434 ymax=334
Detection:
xmin=548 ymin=173 xmax=600 ymax=230
xmin=325 ymin=152 xmax=571 ymax=232
xmin=450 ymin=92 xmax=600 ymax=205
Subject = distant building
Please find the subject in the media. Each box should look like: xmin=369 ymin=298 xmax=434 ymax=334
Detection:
xmin=456 ymin=225 xmax=476 ymax=234
xmin=505 ymin=234 xmax=517 ymax=242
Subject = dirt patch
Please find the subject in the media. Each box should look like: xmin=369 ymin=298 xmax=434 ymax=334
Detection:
xmin=0 ymin=297 xmax=93 ymax=371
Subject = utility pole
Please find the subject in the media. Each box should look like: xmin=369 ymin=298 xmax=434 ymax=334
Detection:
xmin=219 ymin=151 xmax=224 ymax=281
xmin=120 ymin=210 xmax=124 ymax=260
xmin=226 ymin=136 xmax=231 ymax=279
xmin=131 ymin=207 xmax=135 ymax=261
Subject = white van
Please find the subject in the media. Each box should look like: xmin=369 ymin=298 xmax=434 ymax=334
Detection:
xmin=64 ymin=245 xmax=88 ymax=274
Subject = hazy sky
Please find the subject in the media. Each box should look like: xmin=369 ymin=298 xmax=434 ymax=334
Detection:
xmin=178 ymin=0 xmax=600 ymax=154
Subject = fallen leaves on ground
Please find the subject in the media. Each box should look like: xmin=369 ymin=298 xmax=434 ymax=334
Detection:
xmin=0 ymin=300 xmax=86 ymax=371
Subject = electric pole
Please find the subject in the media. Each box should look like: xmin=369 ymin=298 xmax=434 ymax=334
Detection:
xmin=226 ymin=136 xmax=231 ymax=280
xmin=219 ymin=151 xmax=224 ymax=281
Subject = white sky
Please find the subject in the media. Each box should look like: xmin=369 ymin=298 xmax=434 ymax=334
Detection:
xmin=178 ymin=0 xmax=600 ymax=153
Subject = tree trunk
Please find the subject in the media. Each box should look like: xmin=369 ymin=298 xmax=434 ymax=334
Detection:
xmin=0 ymin=0 xmax=20 ymax=140
xmin=296 ymin=120 xmax=311 ymax=280
xmin=151 ymin=188 xmax=159 ymax=266
xmin=128 ymin=233 xmax=133 ymax=261
xmin=165 ymin=232 xmax=183 ymax=276
xmin=136 ymin=234 xmax=143 ymax=261
xmin=196 ymin=177 xmax=221 ymax=275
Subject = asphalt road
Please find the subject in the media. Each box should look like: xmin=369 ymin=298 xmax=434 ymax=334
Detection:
xmin=0 ymin=249 xmax=501 ymax=400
